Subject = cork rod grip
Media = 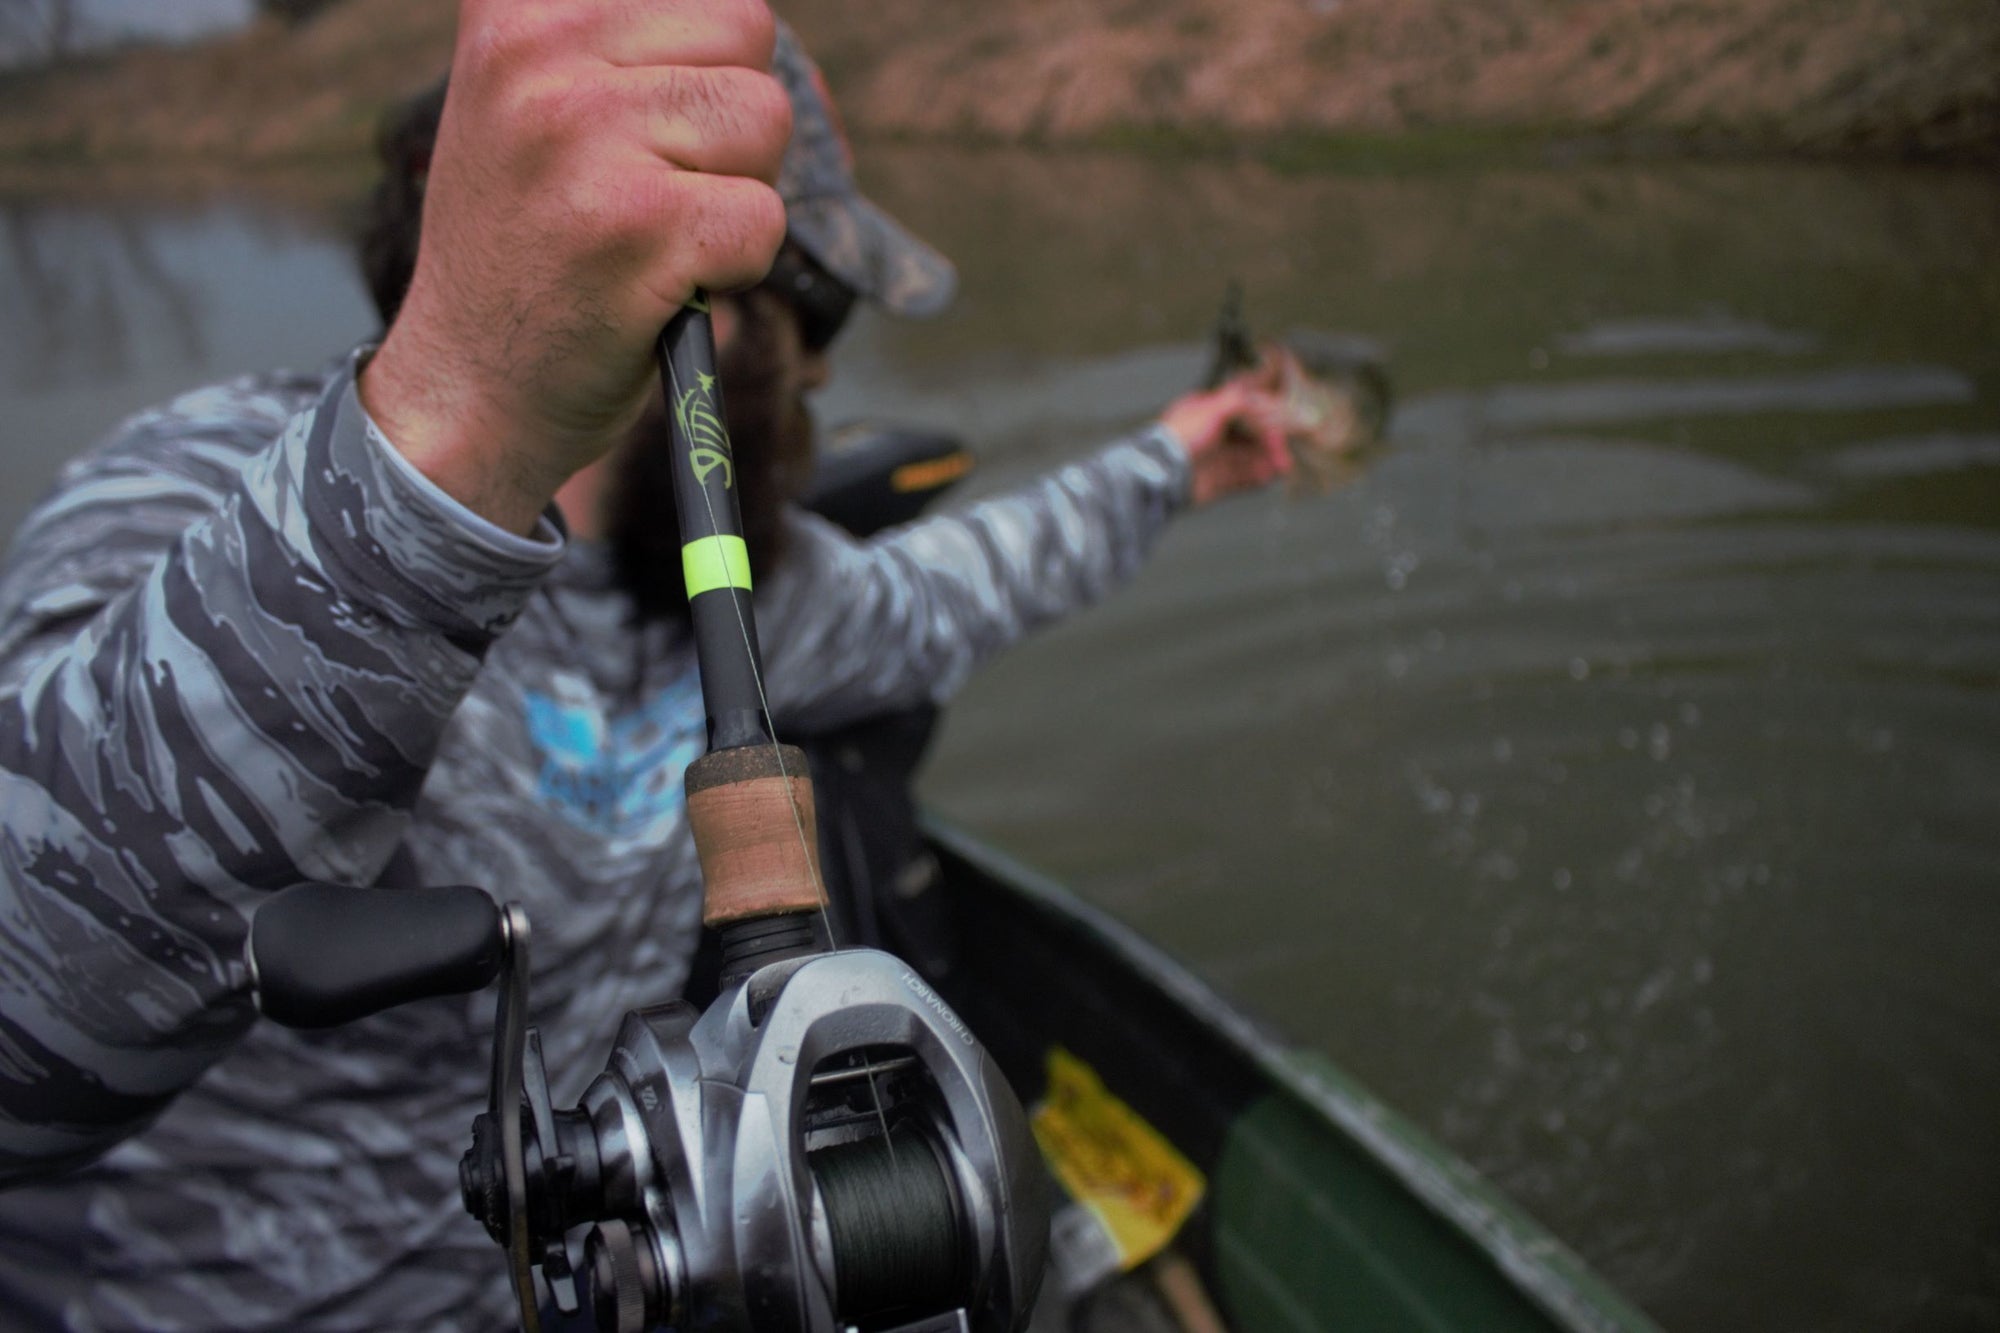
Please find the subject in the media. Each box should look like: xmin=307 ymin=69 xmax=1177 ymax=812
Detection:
xmin=685 ymin=745 xmax=824 ymax=925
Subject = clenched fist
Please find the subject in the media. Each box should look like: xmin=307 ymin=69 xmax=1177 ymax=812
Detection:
xmin=359 ymin=0 xmax=791 ymax=534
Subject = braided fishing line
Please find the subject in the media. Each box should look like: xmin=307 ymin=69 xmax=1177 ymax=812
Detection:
xmin=809 ymin=1121 xmax=963 ymax=1319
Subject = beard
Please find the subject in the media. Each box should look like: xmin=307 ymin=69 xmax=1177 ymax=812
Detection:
xmin=608 ymin=291 xmax=817 ymax=625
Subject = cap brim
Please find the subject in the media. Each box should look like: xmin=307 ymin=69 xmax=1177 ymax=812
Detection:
xmin=786 ymin=192 xmax=957 ymax=320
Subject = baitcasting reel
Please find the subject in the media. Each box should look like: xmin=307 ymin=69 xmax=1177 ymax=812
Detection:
xmin=250 ymin=873 xmax=1047 ymax=1333
xmin=456 ymin=904 xmax=1048 ymax=1333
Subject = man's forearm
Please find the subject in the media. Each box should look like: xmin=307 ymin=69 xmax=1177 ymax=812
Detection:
xmin=761 ymin=426 xmax=1191 ymax=733
xmin=0 ymin=363 xmax=557 ymax=1179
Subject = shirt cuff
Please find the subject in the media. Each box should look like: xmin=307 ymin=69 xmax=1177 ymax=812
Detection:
xmin=362 ymin=415 xmax=565 ymax=561
xmin=1136 ymin=421 xmax=1195 ymax=510
xmin=289 ymin=354 xmax=566 ymax=641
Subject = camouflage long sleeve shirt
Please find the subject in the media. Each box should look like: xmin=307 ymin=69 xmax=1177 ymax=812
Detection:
xmin=0 ymin=350 xmax=1190 ymax=1330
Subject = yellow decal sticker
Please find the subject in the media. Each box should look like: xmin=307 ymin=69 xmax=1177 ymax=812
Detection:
xmin=1031 ymin=1048 xmax=1205 ymax=1271
xmin=682 ymin=534 xmax=752 ymax=597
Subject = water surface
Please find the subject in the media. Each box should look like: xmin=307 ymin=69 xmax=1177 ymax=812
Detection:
xmin=3 ymin=154 xmax=1996 ymax=1331
xmin=859 ymin=152 xmax=2000 ymax=1333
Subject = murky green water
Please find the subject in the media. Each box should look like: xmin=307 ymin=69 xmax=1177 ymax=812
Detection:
xmin=3 ymin=152 xmax=1996 ymax=1331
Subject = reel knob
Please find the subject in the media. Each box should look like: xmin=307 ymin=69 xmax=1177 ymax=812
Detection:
xmin=459 ymin=1112 xmax=506 ymax=1243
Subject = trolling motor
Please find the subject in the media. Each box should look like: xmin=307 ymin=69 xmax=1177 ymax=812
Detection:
xmin=247 ymin=297 xmax=1047 ymax=1332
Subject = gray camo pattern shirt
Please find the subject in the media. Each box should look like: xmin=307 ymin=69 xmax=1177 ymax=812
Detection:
xmin=0 ymin=351 xmax=1189 ymax=1330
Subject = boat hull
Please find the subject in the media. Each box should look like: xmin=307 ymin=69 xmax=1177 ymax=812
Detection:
xmin=918 ymin=820 xmax=1661 ymax=1333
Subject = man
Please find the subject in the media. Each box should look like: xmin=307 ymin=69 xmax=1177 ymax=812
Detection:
xmin=0 ymin=3 xmax=1287 ymax=1327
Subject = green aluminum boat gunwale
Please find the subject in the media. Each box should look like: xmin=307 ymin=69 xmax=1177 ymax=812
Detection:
xmin=918 ymin=816 xmax=1662 ymax=1333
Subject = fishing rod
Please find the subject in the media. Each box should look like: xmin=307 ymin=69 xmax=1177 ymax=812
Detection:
xmin=653 ymin=294 xmax=827 ymax=964
xmin=244 ymin=290 xmax=1049 ymax=1333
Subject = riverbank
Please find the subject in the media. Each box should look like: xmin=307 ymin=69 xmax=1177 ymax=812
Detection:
xmin=0 ymin=0 xmax=1993 ymax=187
xmin=0 ymin=0 xmax=447 ymax=185
xmin=792 ymin=0 xmax=1999 ymax=163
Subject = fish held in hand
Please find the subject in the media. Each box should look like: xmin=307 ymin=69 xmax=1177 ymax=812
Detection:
xmin=1256 ymin=338 xmax=1390 ymax=494
xmin=1204 ymin=286 xmax=1392 ymax=496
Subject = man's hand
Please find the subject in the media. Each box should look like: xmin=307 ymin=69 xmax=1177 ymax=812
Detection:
xmin=1158 ymin=377 xmax=1293 ymax=507
xmin=359 ymin=0 xmax=791 ymax=534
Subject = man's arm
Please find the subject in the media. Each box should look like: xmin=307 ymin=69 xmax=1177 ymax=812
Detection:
xmin=0 ymin=364 xmax=562 ymax=1181
xmin=761 ymin=385 xmax=1289 ymax=732
xmin=0 ymin=0 xmax=791 ymax=1182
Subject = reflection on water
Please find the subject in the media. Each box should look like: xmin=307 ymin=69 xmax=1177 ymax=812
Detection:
xmin=3 ymin=156 xmax=1998 ymax=1331
xmin=0 ymin=195 xmax=377 ymax=541
xmin=2 ymin=202 xmax=208 ymax=383
xmin=1557 ymin=316 xmax=1820 ymax=358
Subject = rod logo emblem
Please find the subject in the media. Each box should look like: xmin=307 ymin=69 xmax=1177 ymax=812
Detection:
xmin=676 ymin=370 xmax=734 ymax=489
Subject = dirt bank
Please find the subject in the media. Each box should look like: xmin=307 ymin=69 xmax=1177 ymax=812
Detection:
xmin=787 ymin=0 xmax=1999 ymax=161
xmin=0 ymin=0 xmax=452 ymax=186
xmin=0 ymin=0 xmax=1993 ymax=182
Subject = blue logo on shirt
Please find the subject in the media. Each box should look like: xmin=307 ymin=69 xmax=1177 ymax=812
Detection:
xmin=524 ymin=673 xmax=705 ymax=840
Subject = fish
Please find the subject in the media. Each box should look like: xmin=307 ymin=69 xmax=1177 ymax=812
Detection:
xmin=1205 ymin=282 xmax=1393 ymax=495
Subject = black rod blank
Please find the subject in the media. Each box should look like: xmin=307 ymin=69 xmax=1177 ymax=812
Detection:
xmin=657 ymin=297 xmax=774 ymax=754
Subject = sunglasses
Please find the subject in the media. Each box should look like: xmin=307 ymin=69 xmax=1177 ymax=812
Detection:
xmin=763 ymin=246 xmax=857 ymax=353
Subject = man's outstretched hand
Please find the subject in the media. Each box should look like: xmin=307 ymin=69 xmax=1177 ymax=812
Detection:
xmin=359 ymin=0 xmax=792 ymax=535
xmin=1158 ymin=376 xmax=1294 ymax=507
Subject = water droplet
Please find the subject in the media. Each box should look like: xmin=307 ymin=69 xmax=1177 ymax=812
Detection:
xmin=1648 ymin=723 xmax=1672 ymax=761
xmin=1568 ymin=657 xmax=1591 ymax=681
xmin=1552 ymin=867 xmax=1573 ymax=890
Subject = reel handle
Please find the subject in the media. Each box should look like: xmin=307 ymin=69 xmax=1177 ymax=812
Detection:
xmin=249 ymin=882 xmax=506 ymax=1029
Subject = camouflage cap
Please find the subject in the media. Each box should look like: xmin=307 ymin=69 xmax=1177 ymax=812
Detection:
xmin=771 ymin=22 xmax=956 ymax=318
